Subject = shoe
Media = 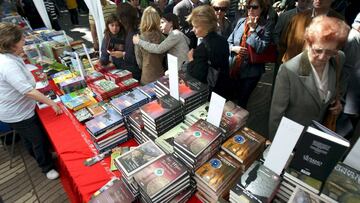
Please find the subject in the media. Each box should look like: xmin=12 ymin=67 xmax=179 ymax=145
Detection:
xmin=46 ymin=169 xmax=59 ymax=180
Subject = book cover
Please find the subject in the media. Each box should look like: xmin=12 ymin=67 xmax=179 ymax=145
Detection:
xmin=93 ymin=79 xmax=119 ymax=92
xmin=237 ymin=160 xmax=281 ymax=203
xmin=74 ymin=108 xmax=92 ymax=123
xmin=220 ymin=101 xmax=249 ymax=136
xmin=140 ymin=95 xmax=182 ymax=122
xmin=289 ymin=125 xmax=350 ymax=182
xmin=284 ymin=167 xmax=322 ymax=194
xmin=174 ymin=119 xmax=222 ymax=157
xmin=136 ymin=82 xmax=157 ymax=100
xmin=115 ymin=141 xmax=165 ymax=177
xmin=87 ymin=102 xmax=106 ymax=116
xmin=221 ymin=127 xmax=265 ymax=163
xmin=321 ymin=163 xmax=360 ymax=202
xmin=89 ymin=179 xmax=135 ymax=203
xmin=289 ymin=186 xmax=326 ymax=203
xmin=195 ymin=150 xmax=241 ymax=192
xmin=134 ymin=155 xmax=188 ymax=199
xmin=110 ymin=89 xmax=148 ymax=113
xmin=85 ymin=108 xmax=123 ymax=136
xmin=155 ymin=123 xmax=189 ymax=154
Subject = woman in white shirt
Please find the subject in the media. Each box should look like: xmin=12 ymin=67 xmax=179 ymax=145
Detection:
xmin=0 ymin=23 xmax=62 ymax=179
xmin=133 ymin=13 xmax=190 ymax=70
xmin=269 ymin=16 xmax=350 ymax=140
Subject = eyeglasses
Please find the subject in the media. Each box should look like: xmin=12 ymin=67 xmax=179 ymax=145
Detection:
xmin=213 ymin=6 xmax=228 ymax=12
xmin=247 ymin=5 xmax=259 ymax=10
xmin=310 ymin=46 xmax=338 ymax=57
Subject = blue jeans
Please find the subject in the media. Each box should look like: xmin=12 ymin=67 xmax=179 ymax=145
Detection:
xmin=7 ymin=114 xmax=54 ymax=173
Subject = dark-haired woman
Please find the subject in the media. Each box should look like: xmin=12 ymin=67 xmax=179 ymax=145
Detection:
xmin=227 ymin=0 xmax=272 ymax=108
xmin=133 ymin=13 xmax=190 ymax=70
xmin=100 ymin=14 xmax=126 ymax=69
xmin=0 ymin=23 xmax=62 ymax=180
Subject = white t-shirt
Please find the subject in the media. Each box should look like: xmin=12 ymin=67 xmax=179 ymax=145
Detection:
xmin=0 ymin=53 xmax=36 ymax=123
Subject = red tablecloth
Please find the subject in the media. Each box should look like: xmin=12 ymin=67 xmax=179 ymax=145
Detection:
xmin=37 ymin=105 xmax=201 ymax=203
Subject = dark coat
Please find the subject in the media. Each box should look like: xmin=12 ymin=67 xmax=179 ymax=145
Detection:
xmin=187 ymin=32 xmax=230 ymax=99
xmin=100 ymin=33 xmax=126 ymax=69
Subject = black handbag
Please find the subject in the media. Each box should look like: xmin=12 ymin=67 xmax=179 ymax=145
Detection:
xmin=203 ymin=40 xmax=219 ymax=88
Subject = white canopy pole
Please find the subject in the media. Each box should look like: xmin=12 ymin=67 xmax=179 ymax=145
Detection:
xmin=32 ymin=0 xmax=52 ymax=29
xmin=84 ymin=0 xmax=105 ymax=54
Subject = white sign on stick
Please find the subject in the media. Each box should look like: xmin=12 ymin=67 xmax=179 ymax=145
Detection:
xmin=167 ymin=54 xmax=179 ymax=100
xmin=264 ymin=117 xmax=304 ymax=175
xmin=207 ymin=92 xmax=226 ymax=127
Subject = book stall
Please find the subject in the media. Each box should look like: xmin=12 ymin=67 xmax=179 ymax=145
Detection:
xmin=3 ymin=15 xmax=360 ymax=203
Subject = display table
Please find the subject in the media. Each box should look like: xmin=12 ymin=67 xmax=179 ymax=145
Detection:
xmin=37 ymin=104 xmax=200 ymax=203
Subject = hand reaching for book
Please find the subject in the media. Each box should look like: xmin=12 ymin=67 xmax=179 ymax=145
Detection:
xmin=108 ymin=51 xmax=125 ymax=59
xmin=51 ymin=104 xmax=63 ymax=115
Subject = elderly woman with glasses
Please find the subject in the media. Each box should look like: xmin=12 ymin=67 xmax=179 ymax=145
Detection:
xmin=227 ymin=0 xmax=272 ymax=108
xmin=211 ymin=0 xmax=232 ymax=38
xmin=269 ymin=16 xmax=350 ymax=140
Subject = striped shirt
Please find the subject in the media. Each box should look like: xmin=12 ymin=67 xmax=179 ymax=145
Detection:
xmin=44 ymin=0 xmax=57 ymax=20
xmin=89 ymin=4 xmax=117 ymax=24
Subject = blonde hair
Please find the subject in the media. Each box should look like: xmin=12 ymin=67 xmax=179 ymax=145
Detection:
xmin=0 ymin=23 xmax=23 ymax=54
xmin=186 ymin=5 xmax=218 ymax=33
xmin=139 ymin=6 xmax=161 ymax=33
xmin=211 ymin=0 xmax=230 ymax=7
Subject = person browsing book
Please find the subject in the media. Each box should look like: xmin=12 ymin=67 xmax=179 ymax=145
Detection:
xmin=132 ymin=13 xmax=190 ymax=70
xmin=0 ymin=23 xmax=62 ymax=180
xmin=100 ymin=14 xmax=126 ymax=69
xmin=269 ymin=16 xmax=350 ymax=140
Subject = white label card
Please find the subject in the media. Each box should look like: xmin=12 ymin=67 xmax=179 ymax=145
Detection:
xmin=207 ymin=92 xmax=226 ymax=127
xmin=264 ymin=117 xmax=304 ymax=175
xmin=82 ymin=43 xmax=94 ymax=69
xmin=167 ymin=54 xmax=179 ymax=100
xmin=75 ymin=52 xmax=86 ymax=79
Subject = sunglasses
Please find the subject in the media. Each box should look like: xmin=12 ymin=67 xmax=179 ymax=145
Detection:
xmin=310 ymin=46 xmax=338 ymax=57
xmin=213 ymin=6 xmax=228 ymax=12
xmin=247 ymin=5 xmax=260 ymax=10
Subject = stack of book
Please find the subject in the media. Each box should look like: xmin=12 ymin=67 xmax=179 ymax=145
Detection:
xmin=155 ymin=122 xmax=190 ymax=154
xmin=140 ymin=95 xmax=183 ymax=138
xmin=85 ymin=108 xmax=128 ymax=153
xmin=169 ymin=185 xmax=196 ymax=203
xmin=118 ymin=78 xmax=139 ymax=92
xmin=104 ymin=69 xmax=133 ymax=83
xmin=86 ymin=102 xmax=106 ymax=117
xmin=60 ymin=88 xmax=97 ymax=111
xmin=185 ymin=101 xmax=249 ymax=139
xmin=195 ymin=150 xmax=242 ymax=202
xmin=221 ymin=127 xmax=266 ymax=172
xmin=283 ymin=168 xmax=323 ymax=195
xmin=51 ymin=70 xmax=75 ymax=84
xmin=127 ymin=110 xmax=145 ymax=144
xmin=73 ymin=108 xmax=92 ymax=123
xmin=320 ymin=162 xmax=360 ymax=202
xmin=230 ymin=161 xmax=281 ymax=203
xmin=154 ymin=74 xmax=209 ymax=114
xmin=85 ymin=70 xmax=105 ymax=83
xmin=59 ymin=76 xmax=87 ymax=94
xmin=114 ymin=141 xmax=165 ymax=196
xmin=134 ymin=155 xmax=191 ymax=203
xmin=136 ymin=82 xmax=157 ymax=102
xmin=89 ymin=178 xmax=135 ymax=203
xmin=110 ymin=89 xmax=148 ymax=117
xmin=88 ymin=79 xmax=123 ymax=101
xmin=173 ymin=119 xmax=223 ymax=171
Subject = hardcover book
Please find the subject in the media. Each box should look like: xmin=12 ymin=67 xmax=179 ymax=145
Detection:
xmin=232 ymin=160 xmax=281 ymax=203
xmin=134 ymin=155 xmax=188 ymax=199
xmin=110 ymin=89 xmax=148 ymax=114
xmin=87 ymin=102 xmax=106 ymax=116
xmin=93 ymin=79 xmax=119 ymax=92
xmin=140 ymin=95 xmax=182 ymax=123
xmin=289 ymin=186 xmax=326 ymax=203
xmin=289 ymin=124 xmax=350 ymax=182
xmin=220 ymin=101 xmax=249 ymax=137
xmin=85 ymin=108 xmax=124 ymax=136
xmin=221 ymin=127 xmax=265 ymax=164
xmin=115 ymin=141 xmax=165 ymax=177
xmin=89 ymin=179 xmax=135 ymax=203
xmin=155 ymin=123 xmax=189 ymax=154
xmin=195 ymin=150 xmax=241 ymax=192
xmin=174 ymin=119 xmax=222 ymax=158
xmin=136 ymin=82 xmax=157 ymax=101
xmin=74 ymin=108 xmax=92 ymax=123
xmin=321 ymin=163 xmax=360 ymax=202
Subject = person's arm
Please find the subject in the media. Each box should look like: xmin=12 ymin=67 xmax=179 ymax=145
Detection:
xmin=100 ymin=37 xmax=110 ymax=65
xmin=134 ymin=43 xmax=142 ymax=69
xmin=246 ymin=19 xmax=272 ymax=54
xmin=136 ymin=32 xmax=180 ymax=54
xmin=269 ymin=64 xmax=290 ymax=140
xmin=25 ymin=89 xmax=62 ymax=115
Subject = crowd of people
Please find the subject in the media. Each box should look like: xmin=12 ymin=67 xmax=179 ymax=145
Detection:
xmin=0 ymin=0 xmax=359 ymax=180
